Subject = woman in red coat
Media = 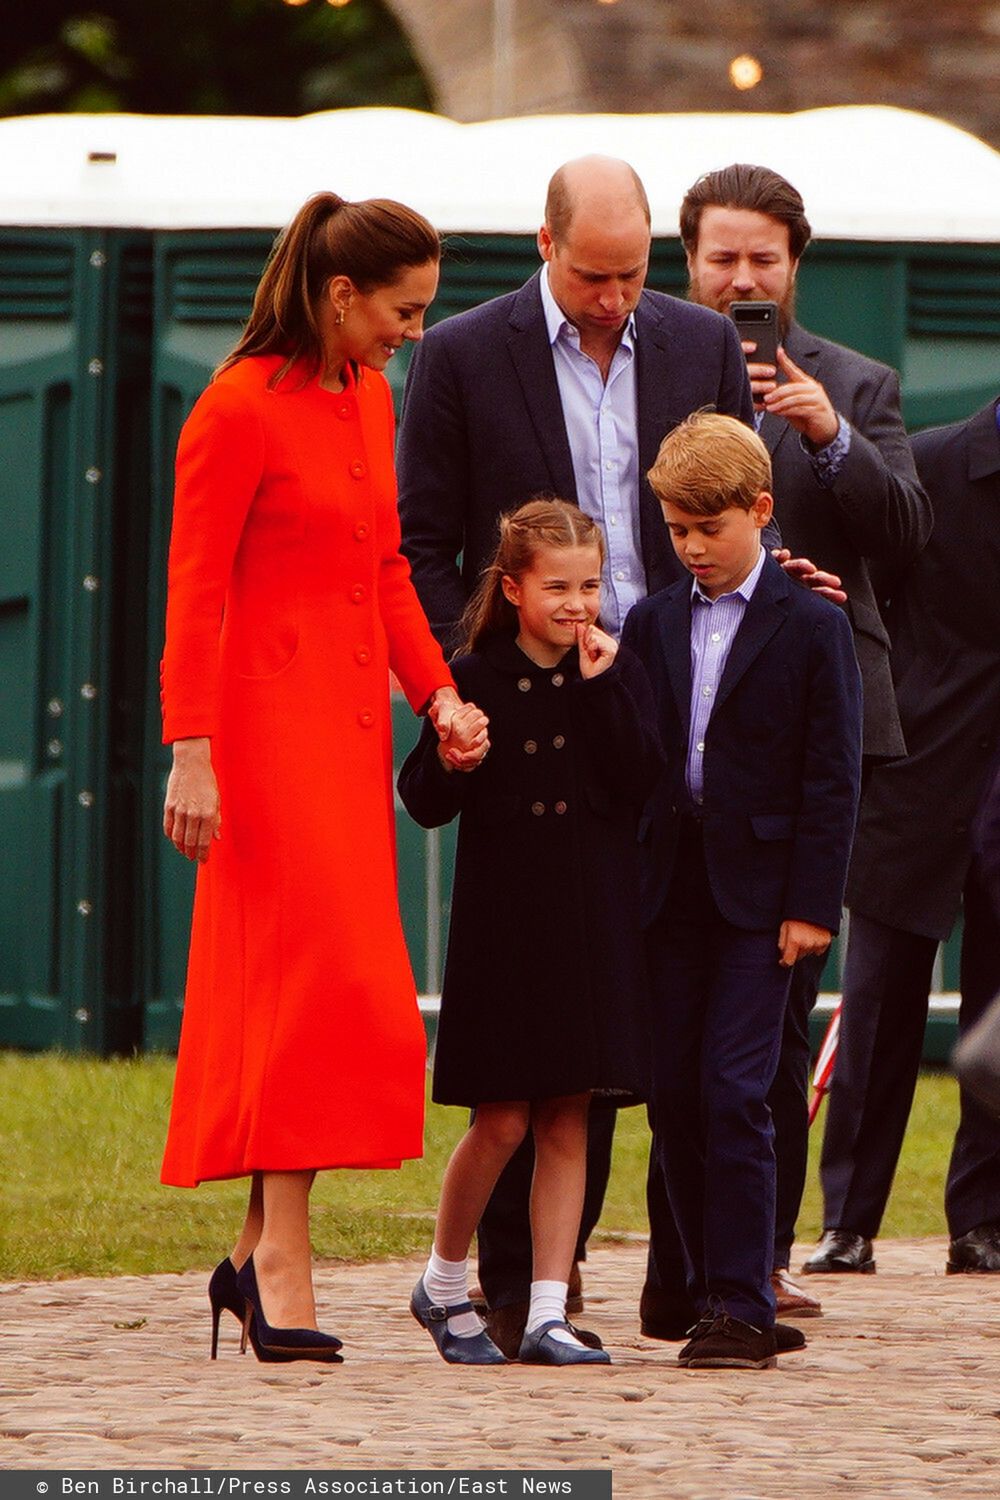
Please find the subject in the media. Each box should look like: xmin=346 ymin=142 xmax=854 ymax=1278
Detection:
xmin=159 ymin=193 xmax=487 ymax=1363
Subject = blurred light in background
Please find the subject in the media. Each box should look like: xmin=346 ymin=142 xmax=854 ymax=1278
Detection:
xmin=729 ymin=54 xmax=764 ymax=90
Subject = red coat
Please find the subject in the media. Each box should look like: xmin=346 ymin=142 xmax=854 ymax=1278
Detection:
xmin=160 ymin=355 xmax=452 ymax=1186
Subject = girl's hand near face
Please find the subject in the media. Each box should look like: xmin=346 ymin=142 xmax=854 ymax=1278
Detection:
xmin=576 ymin=622 xmax=618 ymax=679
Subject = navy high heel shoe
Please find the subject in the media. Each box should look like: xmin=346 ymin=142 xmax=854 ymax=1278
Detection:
xmin=236 ymin=1255 xmax=344 ymax=1364
xmin=410 ymin=1275 xmax=507 ymax=1365
xmin=208 ymin=1256 xmax=246 ymax=1359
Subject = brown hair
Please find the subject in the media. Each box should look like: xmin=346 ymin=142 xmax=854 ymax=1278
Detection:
xmin=460 ymin=497 xmax=605 ymax=654
xmin=679 ymin=164 xmax=812 ymax=262
xmin=217 ymin=192 xmax=440 ymax=385
xmin=647 ymin=412 xmax=772 ymax=516
xmin=544 ymin=158 xmax=651 ymax=244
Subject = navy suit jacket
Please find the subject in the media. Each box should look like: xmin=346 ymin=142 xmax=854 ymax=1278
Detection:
xmin=397 ymin=270 xmax=753 ymax=652
xmin=622 ymin=552 xmax=862 ymax=934
xmin=846 ymin=397 xmax=1000 ymax=939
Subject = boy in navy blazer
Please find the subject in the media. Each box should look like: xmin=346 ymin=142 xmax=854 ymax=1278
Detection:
xmin=622 ymin=413 xmax=862 ymax=1368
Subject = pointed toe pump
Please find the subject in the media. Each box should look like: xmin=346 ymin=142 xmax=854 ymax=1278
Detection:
xmin=236 ymin=1255 xmax=344 ymax=1364
xmin=208 ymin=1257 xmax=247 ymax=1359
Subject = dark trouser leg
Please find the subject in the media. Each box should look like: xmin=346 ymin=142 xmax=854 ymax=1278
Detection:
xmin=641 ymin=1120 xmax=696 ymax=1329
xmin=770 ymin=951 xmax=825 ymax=1267
xmin=945 ymin=855 xmax=1000 ymax=1237
xmin=649 ymin=906 xmax=788 ymax=1330
xmin=818 ymin=913 xmax=937 ymax=1238
xmin=476 ymin=1101 xmax=616 ymax=1310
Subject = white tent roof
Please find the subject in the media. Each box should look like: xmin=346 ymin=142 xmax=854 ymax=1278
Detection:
xmin=1 ymin=105 xmax=999 ymax=242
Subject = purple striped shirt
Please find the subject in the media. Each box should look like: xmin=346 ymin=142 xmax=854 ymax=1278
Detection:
xmin=686 ymin=545 xmax=767 ymax=803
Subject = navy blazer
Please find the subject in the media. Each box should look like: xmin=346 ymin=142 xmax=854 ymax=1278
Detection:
xmin=846 ymin=397 xmax=1000 ymax=939
xmin=622 ymin=552 xmax=862 ymax=934
xmin=397 ymin=270 xmax=753 ymax=652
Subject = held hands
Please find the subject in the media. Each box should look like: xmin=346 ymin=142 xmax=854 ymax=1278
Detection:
xmin=430 ymin=687 xmax=490 ymax=774
xmin=163 ymin=737 xmax=221 ymax=863
xmin=778 ymin=919 xmax=832 ymax=968
xmin=576 ymin=622 xmax=618 ymax=679
xmin=743 ymin=343 xmax=839 ymax=449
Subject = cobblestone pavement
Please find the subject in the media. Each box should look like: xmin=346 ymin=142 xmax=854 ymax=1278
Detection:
xmin=3 ymin=1238 xmax=999 ymax=1497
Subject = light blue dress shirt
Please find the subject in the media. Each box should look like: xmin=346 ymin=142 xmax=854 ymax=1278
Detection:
xmin=539 ymin=266 xmax=643 ymax=638
xmin=686 ymin=544 xmax=768 ymax=804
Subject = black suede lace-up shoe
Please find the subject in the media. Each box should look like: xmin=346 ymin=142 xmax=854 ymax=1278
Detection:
xmin=681 ymin=1313 xmax=778 ymax=1369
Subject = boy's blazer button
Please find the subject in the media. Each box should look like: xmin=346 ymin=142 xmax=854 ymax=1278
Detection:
xmin=552 ymin=734 xmax=565 ymax=749
xmin=554 ymin=800 xmax=567 ymax=815
xmin=517 ymin=677 xmax=532 ymax=692
xmin=551 ymin=672 xmax=565 ymax=686
xmin=531 ymin=801 xmax=545 ymax=816
xmin=523 ymin=739 xmax=538 ymax=754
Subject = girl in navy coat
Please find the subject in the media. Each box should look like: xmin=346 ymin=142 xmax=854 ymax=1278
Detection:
xmin=399 ymin=498 xmax=661 ymax=1367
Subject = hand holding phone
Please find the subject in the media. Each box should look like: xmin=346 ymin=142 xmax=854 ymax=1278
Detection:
xmin=731 ymin=301 xmax=779 ymax=408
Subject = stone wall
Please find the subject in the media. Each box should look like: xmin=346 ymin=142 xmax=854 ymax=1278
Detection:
xmin=389 ymin=0 xmax=1000 ymax=153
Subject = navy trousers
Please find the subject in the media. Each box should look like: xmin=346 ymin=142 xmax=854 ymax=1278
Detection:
xmin=819 ymin=856 xmax=1000 ymax=1239
xmin=647 ymin=822 xmax=791 ymax=1329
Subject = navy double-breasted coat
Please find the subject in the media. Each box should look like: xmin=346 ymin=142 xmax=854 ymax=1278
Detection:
xmin=397 ymin=635 xmax=663 ymax=1106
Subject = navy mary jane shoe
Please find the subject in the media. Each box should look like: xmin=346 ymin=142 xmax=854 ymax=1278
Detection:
xmin=518 ymin=1319 xmax=611 ymax=1366
xmin=410 ymin=1275 xmax=507 ymax=1365
xmin=236 ymin=1255 xmax=344 ymax=1364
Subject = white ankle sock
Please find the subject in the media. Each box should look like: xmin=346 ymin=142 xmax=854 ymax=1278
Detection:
xmin=526 ymin=1279 xmax=584 ymax=1347
xmin=424 ymin=1249 xmax=484 ymax=1338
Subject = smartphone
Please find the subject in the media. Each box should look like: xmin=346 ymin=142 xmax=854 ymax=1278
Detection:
xmin=731 ymin=301 xmax=779 ymax=366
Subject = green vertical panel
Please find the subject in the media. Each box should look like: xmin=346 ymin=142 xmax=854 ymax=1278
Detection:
xmin=794 ymin=245 xmax=908 ymax=371
xmin=0 ymin=229 xmax=118 ymax=1051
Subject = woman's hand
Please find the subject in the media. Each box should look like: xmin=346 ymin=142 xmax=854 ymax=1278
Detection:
xmin=163 ymin=738 xmax=221 ymax=863
xmin=576 ymin=622 xmax=618 ymax=679
xmin=437 ymin=702 xmax=490 ymax=773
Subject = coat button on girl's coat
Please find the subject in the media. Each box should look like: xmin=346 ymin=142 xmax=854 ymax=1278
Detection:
xmin=531 ymin=801 xmax=545 ymax=816
xmin=518 ymin=677 xmax=532 ymax=692
xmin=524 ymin=739 xmax=538 ymax=754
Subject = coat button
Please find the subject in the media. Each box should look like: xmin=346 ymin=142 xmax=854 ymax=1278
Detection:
xmin=554 ymin=800 xmax=567 ymax=815
xmin=354 ymin=522 xmax=370 ymax=541
xmin=552 ymin=734 xmax=565 ymax=749
xmin=531 ymin=801 xmax=545 ymax=816
xmin=551 ymin=672 xmax=565 ymax=687
xmin=349 ymin=460 xmax=367 ymax=479
xmin=355 ymin=645 xmax=371 ymax=665
xmin=358 ymin=709 xmax=374 ymax=728
xmin=350 ymin=584 xmax=367 ymax=604
xmin=518 ymin=677 xmax=532 ymax=692
xmin=336 ymin=403 xmax=352 ymax=420
xmin=524 ymin=739 xmax=538 ymax=754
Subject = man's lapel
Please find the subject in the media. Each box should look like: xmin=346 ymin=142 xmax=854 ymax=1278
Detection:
xmin=505 ymin=273 xmax=578 ymax=501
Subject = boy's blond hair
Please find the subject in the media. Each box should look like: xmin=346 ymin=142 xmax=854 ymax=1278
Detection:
xmin=647 ymin=411 xmax=772 ymax=516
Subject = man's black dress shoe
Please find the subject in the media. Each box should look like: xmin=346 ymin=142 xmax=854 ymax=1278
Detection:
xmin=802 ymin=1230 xmax=875 ymax=1274
xmin=947 ymin=1222 xmax=1000 ymax=1273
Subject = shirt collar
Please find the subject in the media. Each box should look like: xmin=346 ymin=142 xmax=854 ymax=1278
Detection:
xmin=691 ymin=541 xmax=767 ymax=606
xmin=539 ymin=264 xmax=636 ymax=353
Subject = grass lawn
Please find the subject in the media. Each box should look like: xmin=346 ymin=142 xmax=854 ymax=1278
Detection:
xmin=0 ymin=1052 xmax=958 ymax=1281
